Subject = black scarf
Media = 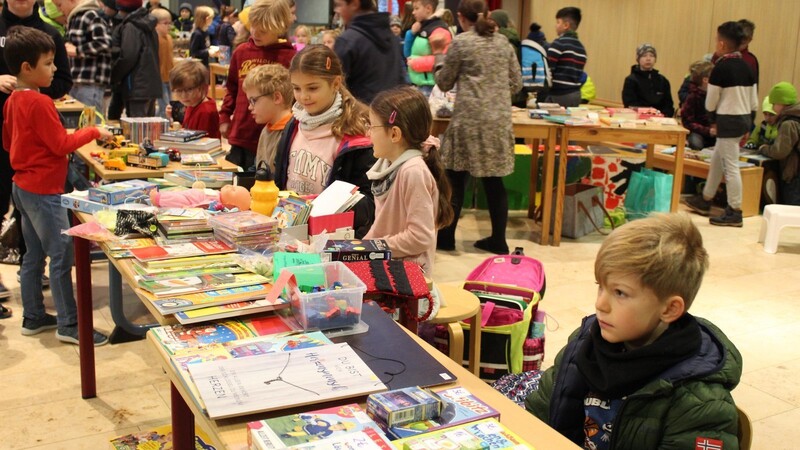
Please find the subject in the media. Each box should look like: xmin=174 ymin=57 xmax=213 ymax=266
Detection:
xmin=576 ymin=314 xmax=701 ymax=397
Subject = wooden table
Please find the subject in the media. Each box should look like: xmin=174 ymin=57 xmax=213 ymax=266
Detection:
xmin=148 ymin=318 xmax=580 ymax=450
xmin=209 ymin=63 xmax=229 ymax=100
xmin=427 ymin=284 xmax=482 ymax=376
xmin=432 ymin=111 xmax=563 ymax=245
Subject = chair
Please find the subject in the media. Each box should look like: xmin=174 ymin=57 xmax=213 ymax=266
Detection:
xmin=758 ymin=204 xmax=800 ymax=253
xmin=737 ymin=405 xmax=753 ymax=450
xmin=427 ymin=285 xmax=482 ymax=377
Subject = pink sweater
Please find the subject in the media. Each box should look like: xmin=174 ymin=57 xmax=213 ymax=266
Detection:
xmin=365 ymin=156 xmax=438 ymax=273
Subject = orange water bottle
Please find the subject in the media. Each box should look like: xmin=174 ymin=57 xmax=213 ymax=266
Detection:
xmin=250 ymin=162 xmax=279 ymax=215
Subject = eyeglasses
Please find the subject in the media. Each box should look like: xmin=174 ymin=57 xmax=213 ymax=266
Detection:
xmin=247 ymin=93 xmax=269 ymax=106
xmin=367 ymin=125 xmax=388 ymax=132
xmin=173 ymin=86 xmax=199 ymax=95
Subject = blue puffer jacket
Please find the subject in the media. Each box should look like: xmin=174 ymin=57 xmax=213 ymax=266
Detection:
xmin=526 ymin=315 xmax=742 ymax=449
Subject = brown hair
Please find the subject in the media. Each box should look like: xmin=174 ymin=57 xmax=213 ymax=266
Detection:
xmin=689 ymin=60 xmax=713 ymax=85
xmin=457 ymin=0 xmax=496 ymax=37
xmin=289 ymin=45 xmax=369 ymax=139
xmin=4 ymin=26 xmax=55 ymax=76
xmin=194 ymin=6 xmax=215 ymax=31
xmin=595 ymin=213 xmax=709 ymax=310
xmin=414 ymin=0 xmax=438 ymax=9
xmin=169 ymin=60 xmax=209 ymax=90
xmin=243 ymin=63 xmax=293 ymax=108
xmin=248 ymin=0 xmax=292 ymax=35
xmin=400 ymin=1 xmax=415 ymax=34
xmin=370 ymin=86 xmax=454 ymax=229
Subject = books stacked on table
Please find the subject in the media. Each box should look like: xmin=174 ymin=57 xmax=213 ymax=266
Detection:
xmin=271 ymin=195 xmax=311 ymax=228
xmin=157 ymin=129 xmax=207 ymax=142
xmin=209 ymin=210 xmax=279 ymax=251
xmin=164 ymin=170 xmax=233 ymax=188
xmin=154 ymin=136 xmax=223 ymax=155
xmin=180 ymin=153 xmax=216 ymax=166
xmin=155 ymin=208 xmax=214 ymax=244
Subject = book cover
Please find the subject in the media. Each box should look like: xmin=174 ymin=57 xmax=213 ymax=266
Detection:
xmin=164 ymin=171 xmax=233 ymax=188
xmin=271 ymin=195 xmax=311 ymax=228
xmin=153 ymin=137 xmax=222 ymax=152
xmin=310 ymin=181 xmax=361 ymax=217
xmin=380 ymin=387 xmax=500 ymax=439
xmin=285 ymin=429 xmax=393 ymax=450
xmin=109 ymin=423 xmax=216 ymax=449
xmin=152 ymin=315 xmax=292 ymax=354
xmin=138 ymin=272 xmax=270 ymax=297
xmin=130 ymin=241 xmax=235 ymax=262
xmin=104 ymin=238 xmax=157 ymax=259
xmin=181 ymin=153 xmax=216 ymax=165
xmin=159 ymin=129 xmax=208 ymax=142
xmin=393 ymin=418 xmax=532 ymax=450
xmin=187 ymin=343 xmax=387 ymax=419
xmin=174 ymin=298 xmax=288 ymax=324
xmin=208 ymin=210 xmax=278 ymax=233
xmin=149 ymin=283 xmax=274 ymax=314
xmin=138 ymin=264 xmax=246 ymax=282
xmin=132 ymin=253 xmax=237 ymax=272
xmin=323 ymin=239 xmax=392 ymax=262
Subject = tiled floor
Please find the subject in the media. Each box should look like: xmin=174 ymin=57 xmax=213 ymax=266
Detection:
xmin=0 ymin=207 xmax=797 ymax=449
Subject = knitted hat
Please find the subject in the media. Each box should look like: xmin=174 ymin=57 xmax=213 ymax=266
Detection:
xmin=762 ymin=96 xmax=776 ymax=115
xmin=490 ymin=10 xmax=510 ymax=29
xmin=44 ymin=0 xmax=63 ymax=19
xmin=179 ymin=2 xmax=192 ymax=13
xmin=101 ymin=0 xmax=117 ymax=10
xmin=769 ymin=82 xmax=798 ymax=106
xmin=636 ymin=43 xmax=656 ymax=60
xmin=116 ymin=0 xmax=142 ymax=12
xmin=389 ymin=15 xmax=401 ymax=27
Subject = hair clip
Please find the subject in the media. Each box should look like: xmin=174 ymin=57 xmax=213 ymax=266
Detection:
xmin=388 ymin=110 xmax=397 ymax=124
xmin=325 ymin=56 xmax=331 ymax=70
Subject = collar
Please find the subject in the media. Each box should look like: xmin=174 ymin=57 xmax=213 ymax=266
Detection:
xmin=268 ymin=111 xmax=292 ymax=131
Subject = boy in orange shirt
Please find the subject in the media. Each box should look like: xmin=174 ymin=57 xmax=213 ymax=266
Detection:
xmin=242 ymin=63 xmax=293 ymax=174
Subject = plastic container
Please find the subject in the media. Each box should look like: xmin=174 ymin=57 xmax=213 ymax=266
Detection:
xmin=250 ymin=162 xmax=279 ymax=215
xmin=281 ymin=262 xmax=366 ymax=330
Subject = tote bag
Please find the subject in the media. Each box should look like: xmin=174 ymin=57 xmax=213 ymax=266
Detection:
xmin=624 ymin=168 xmax=673 ymax=220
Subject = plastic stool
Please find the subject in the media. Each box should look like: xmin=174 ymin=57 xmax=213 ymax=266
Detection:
xmin=758 ymin=204 xmax=800 ymax=253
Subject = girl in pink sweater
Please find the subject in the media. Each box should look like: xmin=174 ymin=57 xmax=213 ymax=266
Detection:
xmin=364 ymin=87 xmax=454 ymax=274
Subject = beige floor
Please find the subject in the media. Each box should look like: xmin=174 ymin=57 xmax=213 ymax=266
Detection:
xmin=0 ymin=207 xmax=798 ymax=449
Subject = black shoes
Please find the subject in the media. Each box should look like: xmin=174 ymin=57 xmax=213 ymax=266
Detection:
xmin=710 ymin=206 xmax=743 ymax=227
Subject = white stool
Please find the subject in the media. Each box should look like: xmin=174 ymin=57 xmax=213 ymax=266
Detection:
xmin=758 ymin=204 xmax=800 ymax=253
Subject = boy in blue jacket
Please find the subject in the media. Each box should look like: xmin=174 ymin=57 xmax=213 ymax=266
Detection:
xmin=526 ymin=213 xmax=742 ymax=449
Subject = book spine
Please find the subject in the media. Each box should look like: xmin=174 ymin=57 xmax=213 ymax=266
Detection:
xmin=327 ymin=250 xmax=392 ymax=262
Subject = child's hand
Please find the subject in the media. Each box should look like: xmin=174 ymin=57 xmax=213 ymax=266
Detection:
xmin=411 ymin=22 xmax=422 ymax=34
xmin=220 ymin=122 xmax=229 ymax=138
xmin=97 ymin=127 xmax=114 ymax=139
xmin=0 ymin=75 xmax=17 ymax=94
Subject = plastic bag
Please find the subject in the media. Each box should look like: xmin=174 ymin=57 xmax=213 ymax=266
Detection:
xmin=0 ymin=216 xmax=21 ymax=265
xmin=62 ymin=220 xmax=119 ymax=242
xmin=624 ymin=168 xmax=673 ymax=221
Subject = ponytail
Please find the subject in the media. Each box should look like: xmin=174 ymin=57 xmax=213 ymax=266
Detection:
xmin=424 ymin=147 xmax=454 ymax=229
xmin=332 ymin=86 xmax=369 ymax=139
xmin=458 ymin=0 xmax=496 ymax=37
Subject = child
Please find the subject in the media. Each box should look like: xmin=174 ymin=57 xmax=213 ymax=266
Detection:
xmin=293 ymin=24 xmax=310 ymax=51
xmin=219 ymin=0 xmax=295 ymax=171
xmin=759 ymin=82 xmax=800 ymax=205
xmin=738 ymin=19 xmax=759 ymax=83
xmin=526 ymin=213 xmax=742 ymax=448
xmin=389 ymin=15 xmax=402 ymax=38
xmin=168 ymin=60 xmax=221 ymax=138
xmin=174 ymin=2 xmax=193 ymax=32
xmin=545 ymin=6 xmax=586 ymax=107
xmin=745 ymin=96 xmax=778 ymax=148
xmin=217 ymin=7 xmax=238 ymax=48
xmin=681 ymin=60 xmax=715 ymax=150
xmin=3 ymin=26 xmax=112 ymax=345
xmin=622 ymin=43 xmax=674 ymax=117
xmin=363 ymin=87 xmax=453 ymax=274
xmin=321 ymin=29 xmax=339 ymax=50
xmin=403 ymin=0 xmax=451 ymax=97
xmin=152 ymin=7 xmax=174 ymax=119
xmin=242 ymin=63 xmax=293 ymax=174
xmin=190 ymin=6 xmax=215 ymax=67
xmin=685 ymin=21 xmax=758 ymax=227
xmin=274 ymin=45 xmax=376 ymax=237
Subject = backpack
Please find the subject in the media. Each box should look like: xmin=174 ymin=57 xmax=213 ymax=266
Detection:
xmin=520 ymin=39 xmax=552 ymax=92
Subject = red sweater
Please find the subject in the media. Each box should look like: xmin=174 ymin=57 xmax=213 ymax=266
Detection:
xmin=3 ymin=90 xmax=100 ymax=195
xmin=184 ymin=97 xmax=221 ymax=138
xmin=219 ymin=38 xmax=295 ymax=153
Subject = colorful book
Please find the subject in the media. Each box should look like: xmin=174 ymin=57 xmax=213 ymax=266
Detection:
xmin=208 ymin=210 xmax=278 ymax=233
xmin=137 ymin=272 xmax=270 ymax=297
xmin=148 ymin=283 xmax=274 ymax=314
xmin=271 ymin=195 xmax=311 ymax=228
xmin=150 ymin=315 xmax=292 ymax=354
xmin=130 ymin=241 xmax=235 ymax=262
xmin=109 ymin=423 xmax=216 ymax=449
xmin=153 ymin=137 xmax=222 ymax=152
xmin=104 ymin=238 xmax=156 ymax=259
xmin=174 ymin=298 xmax=288 ymax=324
xmin=164 ymin=170 xmax=233 ymax=188
xmin=393 ymin=418 xmax=533 ymax=450
xmin=323 ymin=239 xmax=392 ymax=262
xmin=367 ymin=387 xmax=441 ymax=427
xmin=136 ymin=264 xmax=246 ymax=282
xmin=131 ymin=253 xmax=238 ymax=273
xmin=187 ymin=343 xmax=387 ymax=419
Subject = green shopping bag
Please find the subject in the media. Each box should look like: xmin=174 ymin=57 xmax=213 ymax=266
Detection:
xmin=624 ymin=168 xmax=673 ymax=220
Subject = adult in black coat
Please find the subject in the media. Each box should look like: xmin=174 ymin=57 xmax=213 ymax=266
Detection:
xmin=333 ymin=0 xmax=406 ymax=104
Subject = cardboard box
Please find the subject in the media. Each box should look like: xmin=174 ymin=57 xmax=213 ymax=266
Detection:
xmin=308 ymin=211 xmax=354 ymax=236
xmin=88 ymin=180 xmax=157 ymax=205
xmin=367 ymin=387 xmax=442 ymax=427
xmin=61 ymin=191 xmax=114 ymax=214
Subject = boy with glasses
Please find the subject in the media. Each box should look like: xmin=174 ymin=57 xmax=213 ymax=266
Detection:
xmin=242 ymin=63 xmax=293 ymax=174
xmin=167 ymin=60 xmax=220 ymax=138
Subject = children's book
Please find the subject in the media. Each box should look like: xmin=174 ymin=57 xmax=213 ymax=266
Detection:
xmin=309 ymin=181 xmax=364 ymax=217
xmin=104 ymin=238 xmax=157 ymax=259
xmin=158 ymin=128 xmax=208 ymax=142
xmin=137 ymin=272 xmax=270 ymax=297
xmin=247 ymin=403 xmax=388 ymax=449
xmin=187 ymin=343 xmax=387 ymax=419
xmin=208 ymin=210 xmax=279 ymax=233
xmin=271 ymin=195 xmax=312 ymax=228
xmin=109 ymin=423 xmax=216 ymax=449
xmin=285 ymin=429 xmax=393 ymax=450
xmin=151 ymin=315 xmax=294 ymax=354
xmin=181 ymin=153 xmax=216 ymax=166
xmin=148 ymin=283 xmax=274 ymax=315
xmin=393 ymin=418 xmax=532 ymax=450
xmin=136 ymin=263 xmax=245 ymax=282
xmin=174 ymin=298 xmax=288 ymax=324
xmin=130 ymin=241 xmax=235 ymax=262
xmin=154 ymin=137 xmax=222 ymax=152
xmin=132 ymin=253 xmax=237 ymax=273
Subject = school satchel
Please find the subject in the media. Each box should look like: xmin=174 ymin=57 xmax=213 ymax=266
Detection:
xmin=344 ymin=260 xmax=436 ymax=323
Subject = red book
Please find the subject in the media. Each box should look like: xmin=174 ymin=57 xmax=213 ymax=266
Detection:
xmin=130 ymin=240 xmax=235 ymax=262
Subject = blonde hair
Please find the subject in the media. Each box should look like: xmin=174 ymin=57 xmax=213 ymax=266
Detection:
xmin=169 ymin=60 xmax=209 ymax=90
xmin=689 ymin=60 xmax=713 ymax=85
xmin=194 ymin=6 xmax=214 ymax=31
xmin=595 ymin=213 xmax=709 ymax=309
xmin=294 ymin=24 xmax=310 ymax=37
xmin=289 ymin=45 xmax=369 ymax=139
xmin=150 ymin=7 xmax=171 ymax=23
xmin=243 ymin=63 xmax=293 ymax=108
xmin=248 ymin=0 xmax=292 ymax=36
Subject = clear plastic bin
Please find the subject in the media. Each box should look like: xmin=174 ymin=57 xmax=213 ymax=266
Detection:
xmin=281 ymin=262 xmax=366 ymax=330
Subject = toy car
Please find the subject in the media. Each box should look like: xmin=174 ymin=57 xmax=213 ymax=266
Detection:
xmin=166 ymin=148 xmax=181 ymax=161
xmin=103 ymin=158 xmax=126 ymax=171
xmin=126 ymin=152 xmax=169 ymax=169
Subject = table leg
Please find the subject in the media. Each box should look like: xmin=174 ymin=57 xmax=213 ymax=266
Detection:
xmin=468 ymin=306 xmax=481 ymax=377
xmin=72 ymin=216 xmax=96 ymax=399
xmin=528 ymin=138 xmax=541 ymax=220
xmin=552 ymin=130 xmax=570 ymax=246
xmin=447 ymin=322 xmax=464 ymax=367
xmin=539 ymin=129 xmax=557 ymax=245
xmin=171 ymin=382 xmax=195 ymax=450
xmin=671 ymin=139 xmax=686 ymax=212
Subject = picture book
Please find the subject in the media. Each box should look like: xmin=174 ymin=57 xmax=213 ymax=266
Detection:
xmin=151 ymin=315 xmax=292 ymax=354
xmin=158 ymin=129 xmax=208 ymax=142
xmin=393 ymin=418 xmax=532 ymax=450
xmin=247 ymin=403 xmax=385 ymax=449
xmin=323 ymin=239 xmax=392 ymax=262
xmin=284 ymin=429 xmax=393 ymax=450
xmin=104 ymin=238 xmax=156 ymax=259
xmin=174 ymin=298 xmax=288 ymax=324
xmin=208 ymin=210 xmax=278 ymax=234
xmin=181 ymin=153 xmax=216 ymax=166
xmin=109 ymin=423 xmax=216 ymax=449
xmin=187 ymin=343 xmax=387 ymax=419
xmin=379 ymin=387 xmax=500 ymax=439
xmin=271 ymin=195 xmax=311 ymax=228
xmin=137 ymin=272 xmax=270 ymax=297
xmin=149 ymin=283 xmax=274 ymax=315
xmin=153 ymin=137 xmax=222 ymax=152
xmin=130 ymin=241 xmax=235 ymax=262
xmin=136 ymin=264 xmax=246 ymax=282
xmin=132 ymin=253 xmax=237 ymax=271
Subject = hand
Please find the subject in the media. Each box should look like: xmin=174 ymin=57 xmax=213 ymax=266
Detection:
xmin=411 ymin=21 xmax=422 ymax=34
xmin=97 ymin=127 xmax=114 ymax=139
xmin=165 ymin=104 xmax=173 ymax=121
xmin=220 ymin=122 xmax=229 ymax=139
xmin=709 ymin=125 xmax=717 ymax=137
xmin=65 ymin=43 xmax=77 ymax=58
xmin=0 ymin=75 xmax=17 ymax=94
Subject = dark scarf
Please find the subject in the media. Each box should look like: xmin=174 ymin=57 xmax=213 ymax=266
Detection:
xmin=576 ymin=314 xmax=701 ymax=397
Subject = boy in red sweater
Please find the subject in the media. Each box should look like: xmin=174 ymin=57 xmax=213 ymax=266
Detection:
xmin=2 ymin=26 xmax=112 ymax=345
xmin=167 ymin=60 xmax=221 ymax=138
xmin=219 ymin=0 xmax=295 ymax=171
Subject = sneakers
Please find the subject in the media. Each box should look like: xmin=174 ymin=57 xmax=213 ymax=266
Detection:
xmin=710 ymin=206 xmax=743 ymax=227
xmin=21 ymin=313 xmax=58 ymax=336
xmin=56 ymin=326 xmax=109 ymax=347
xmin=0 ymin=283 xmax=11 ymax=301
xmin=683 ymin=195 xmax=711 ymax=216
xmin=0 ymin=305 xmax=11 ymax=319
xmin=16 ymin=272 xmax=50 ymax=288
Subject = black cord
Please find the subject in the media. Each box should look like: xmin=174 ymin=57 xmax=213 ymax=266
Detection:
xmin=348 ymin=343 xmax=407 ymax=386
